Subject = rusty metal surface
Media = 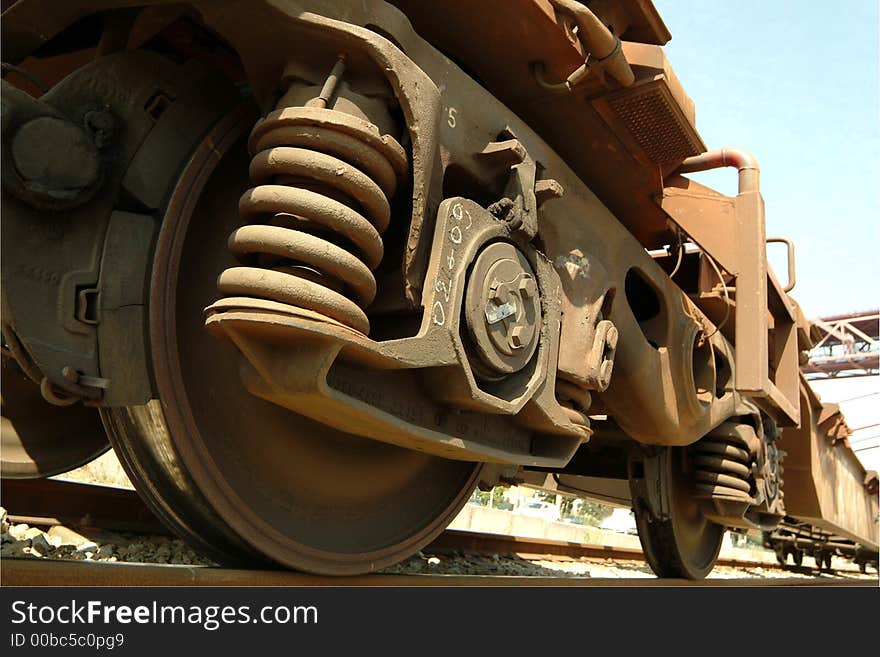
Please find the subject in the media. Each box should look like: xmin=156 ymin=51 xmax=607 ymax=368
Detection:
xmin=662 ymin=149 xmax=800 ymax=427
xmin=389 ymin=0 xmax=685 ymax=248
xmin=101 ymin=100 xmax=483 ymax=575
xmin=1 ymin=49 xmax=241 ymax=411
xmin=0 ymin=0 xmax=876 ymax=580
xmin=221 ymin=65 xmax=408 ymax=334
xmin=201 ymin=0 xmax=746 ymax=454
xmin=777 ymin=376 xmax=879 ymax=552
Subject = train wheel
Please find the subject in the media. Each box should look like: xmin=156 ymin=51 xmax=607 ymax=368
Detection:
xmin=1 ymin=355 xmax=108 ymax=479
xmin=792 ymin=548 xmax=803 ymax=567
xmin=633 ymin=447 xmax=725 ymax=579
xmin=775 ymin=548 xmax=786 ymax=566
xmin=102 ymin=104 xmax=480 ymax=574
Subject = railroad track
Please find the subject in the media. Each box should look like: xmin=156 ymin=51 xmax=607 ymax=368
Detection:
xmin=2 ymin=478 xmax=167 ymax=535
xmin=1 ymin=478 xmax=871 ymax=582
xmin=2 ymin=558 xmax=871 ymax=587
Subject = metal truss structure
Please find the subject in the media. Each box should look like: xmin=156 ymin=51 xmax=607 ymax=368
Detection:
xmin=803 ymin=310 xmax=879 ymax=379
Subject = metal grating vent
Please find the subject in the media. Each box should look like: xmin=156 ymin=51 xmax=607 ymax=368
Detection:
xmin=608 ymin=83 xmax=703 ymax=164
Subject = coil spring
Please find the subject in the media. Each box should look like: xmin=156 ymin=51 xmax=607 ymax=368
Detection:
xmin=218 ymin=61 xmax=407 ymax=335
xmin=691 ymin=422 xmax=757 ymax=502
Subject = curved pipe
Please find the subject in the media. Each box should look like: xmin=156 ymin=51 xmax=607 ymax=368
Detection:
xmin=677 ymin=147 xmax=760 ymax=194
xmin=548 ymin=0 xmax=635 ymax=87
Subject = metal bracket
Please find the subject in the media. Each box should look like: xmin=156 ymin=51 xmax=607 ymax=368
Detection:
xmin=482 ymin=129 xmax=539 ymax=239
xmin=583 ymin=319 xmax=618 ymax=391
xmin=628 ymin=448 xmax=669 ymax=521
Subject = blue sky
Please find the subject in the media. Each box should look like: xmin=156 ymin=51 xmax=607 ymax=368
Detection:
xmin=654 ymin=0 xmax=878 ymax=317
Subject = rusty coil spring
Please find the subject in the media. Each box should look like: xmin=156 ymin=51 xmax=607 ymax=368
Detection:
xmin=218 ymin=95 xmax=407 ymax=335
xmin=691 ymin=422 xmax=757 ymax=502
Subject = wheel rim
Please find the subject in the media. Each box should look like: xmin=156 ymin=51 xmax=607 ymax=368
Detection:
xmin=635 ymin=447 xmax=724 ymax=579
xmin=104 ymin=103 xmax=480 ymax=574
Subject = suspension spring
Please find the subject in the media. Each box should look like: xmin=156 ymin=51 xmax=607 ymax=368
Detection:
xmin=218 ymin=55 xmax=408 ymax=335
xmin=691 ymin=422 xmax=757 ymax=503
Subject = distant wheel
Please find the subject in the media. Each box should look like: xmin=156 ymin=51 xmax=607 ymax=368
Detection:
xmin=775 ymin=548 xmax=786 ymax=566
xmin=859 ymin=561 xmax=867 ymax=574
xmin=633 ymin=447 xmax=725 ymax=580
xmin=814 ymin=551 xmax=824 ymax=569
xmin=824 ymin=553 xmax=833 ymax=570
xmin=1 ymin=356 xmax=108 ymax=478
xmin=792 ymin=549 xmax=803 ymax=567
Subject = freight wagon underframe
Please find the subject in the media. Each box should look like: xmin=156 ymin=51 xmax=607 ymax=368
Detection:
xmin=1 ymin=0 xmax=876 ymax=578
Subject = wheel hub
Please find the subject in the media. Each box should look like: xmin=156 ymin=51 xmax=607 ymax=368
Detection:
xmin=465 ymin=241 xmax=541 ymax=377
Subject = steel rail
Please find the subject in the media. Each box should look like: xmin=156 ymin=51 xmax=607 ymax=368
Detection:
xmin=1 ymin=558 xmax=871 ymax=587
xmin=428 ymin=529 xmax=781 ymax=571
xmin=1 ymin=478 xmax=867 ymax=575
xmin=1 ymin=478 xmax=167 ymax=535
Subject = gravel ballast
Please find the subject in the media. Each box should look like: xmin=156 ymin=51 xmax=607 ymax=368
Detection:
xmin=2 ymin=506 xmax=875 ymax=581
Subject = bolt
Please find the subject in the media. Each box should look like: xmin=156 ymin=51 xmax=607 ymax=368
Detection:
xmin=518 ymin=275 xmax=536 ymax=298
xmin=83 ymin=109 xmax=115 ymax=149
xmin=489 ymin=279 xmax=502 ymax=302
xmin=62 ymin=366 xmax=80 ymax=384
xmin=599 ymin=360 xmax=613 ymax=387
xmin=509 ymin=325 xmax=526 ymax=349
xmin=605 ymin=325 xmax=619 ymax=350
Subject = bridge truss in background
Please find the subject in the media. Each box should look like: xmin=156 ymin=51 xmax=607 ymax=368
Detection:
xmin=803 ymin=310 xmax=879 ymax=380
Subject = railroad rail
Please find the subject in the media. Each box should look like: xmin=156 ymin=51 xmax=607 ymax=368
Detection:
xmin=2 ymin=478 xmax=871 ymax=578
xmin=2 ymin=558 xmax=871 ymax=587
xmin=2 ymin=478 xmax=166 ymax=535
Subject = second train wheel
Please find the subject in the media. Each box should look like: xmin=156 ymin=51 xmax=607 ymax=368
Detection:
xmin=102 ymin=103 xmax=481 ymax=574
xmin=634 ymin=447 xmax=725 ymax=579
xmin=1 ymin=356 xmax=108 ymax=479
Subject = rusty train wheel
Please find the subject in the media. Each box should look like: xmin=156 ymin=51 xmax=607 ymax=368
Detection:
xmin=634 ymin=447 xmax=724 ymax=579
xmin=102 ymin=103 xmax=480 ymax=574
